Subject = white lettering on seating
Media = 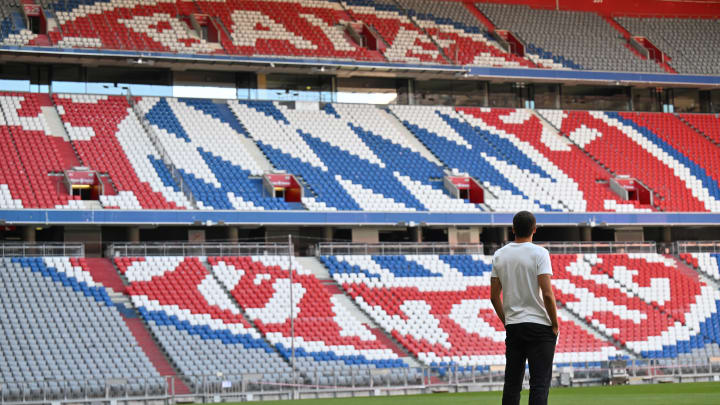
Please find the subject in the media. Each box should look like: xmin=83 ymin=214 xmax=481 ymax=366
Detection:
xmin=231 ymin=10 xmax=317 ymax=50
xmin=299 ymin=13 xmax=357 ymax=51
xmin=449 ymin=299 xmax=505 ymax=342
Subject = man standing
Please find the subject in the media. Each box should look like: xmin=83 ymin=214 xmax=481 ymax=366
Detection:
xmin=490 ymin=211 xmax=559 ymax=405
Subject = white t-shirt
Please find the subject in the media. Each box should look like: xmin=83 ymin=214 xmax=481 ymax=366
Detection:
xmin=491 ymin=242 xmax=553 ymax=326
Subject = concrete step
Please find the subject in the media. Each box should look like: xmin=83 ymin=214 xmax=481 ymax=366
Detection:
xmin=297 ymin=257 xmax=331 ymax=280
xmin=82 ymin=257 xmax=128 ymax=294
xmin=239 ymin=135 xmax=274 ymax=172
xmin=122 ymin=316 xmax=191 ymax=395
xmin=42 ymin=105 xmax=70 ymax=141
xmin=675 ymin=254 xmax=720 ymax=291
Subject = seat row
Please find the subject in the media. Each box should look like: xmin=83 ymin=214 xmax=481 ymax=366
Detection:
xmin=8 ymin=0 xmax=714 ymax=73
xmin=1 ymin=92 xmax=720 ymax=212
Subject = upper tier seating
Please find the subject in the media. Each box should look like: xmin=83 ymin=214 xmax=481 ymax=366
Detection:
xmin=119 ymin=256 xmax=295 ymax=387
xmin=211 ymin=255 xmax=417 ymax=385
xmin=195 ymin=0 xmax=385 ymax=61
xmin=0 ymin=257 xmax=163 ymax=400
xmin=677 ymin=114 xmax=720 ymax=145
xmin=322 ymin=254 xmax=620 ymax=368
xmin=340 ymin=0 xmax=447 ymax=64
xmin=615 ymin=17 xmax=720 ymax=75
xmin=51 ymin=0 xmax=221 ymax=53
xmin=392 ymin=0 xmax=542 ymax=67
xmin=551 ymin=253 xmax=720 ymax=359
xmin=539 ymin=109 xmax=720 ymax=212
xmin=3 ymin=1 xmax=717 ymax=75
xmin=476 ymin=3 xmax=663 ymax=73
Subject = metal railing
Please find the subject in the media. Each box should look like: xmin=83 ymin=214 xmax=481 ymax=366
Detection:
xmin=316 ymin=243 xmax=483 ymax=256
xmin=676 ymin=241 xmax=720 ymax=254
xmin=3 ymin=360 xmax=720 ymax=404
xmin=532 ymin=241 xmax=657 ymax=254
xmin=0 ymin=243 xmax=84 ymax=257
xmin=108 ymin=242 xmax=292 ymax=257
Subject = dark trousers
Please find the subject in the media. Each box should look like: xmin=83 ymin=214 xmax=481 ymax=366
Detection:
xmin=502 ymin=322 xmax=557 ymax=405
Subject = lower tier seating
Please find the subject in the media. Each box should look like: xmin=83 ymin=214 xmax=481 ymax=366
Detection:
xmin=322 ymin=254 xmax=620 ymax=367
xmin=0 ymin=257 xmax=163 ymax=400
xmin=211 ymin=255 xmax=417 ymax=385
xmin=120 ymin=256 xmax=294 ymax=387
xmin=551 ymin=254 xmax=720 ymax=359
xmin=681 ymin=253 xmax=720 ymax=282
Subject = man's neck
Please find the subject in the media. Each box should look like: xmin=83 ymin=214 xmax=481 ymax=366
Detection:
xmin=514 ymin=237 xmax=533 ymax=243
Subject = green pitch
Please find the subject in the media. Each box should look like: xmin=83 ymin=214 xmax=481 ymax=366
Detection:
xmin=237 ymin=382 xmax=720 ymax=405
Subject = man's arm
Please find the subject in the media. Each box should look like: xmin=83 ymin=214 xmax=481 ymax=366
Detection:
xmin=490 ymin=277 xmax=505 ymax=326
xmin=538 ymin=274 xmax=559 ymax=336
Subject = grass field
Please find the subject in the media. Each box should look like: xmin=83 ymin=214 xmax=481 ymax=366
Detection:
xmin=241 ymin=382 xmax=720 ymax=405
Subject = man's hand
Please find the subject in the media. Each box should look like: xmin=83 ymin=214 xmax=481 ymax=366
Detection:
xmin=552 ymin=323 xmax=559 ymax=337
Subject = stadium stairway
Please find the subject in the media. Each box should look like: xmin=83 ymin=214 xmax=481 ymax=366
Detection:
xmin=308 ymin=255 xmax=423 ymax=367
xmin=108 ymin=258 xmax=192 ymax=395
xmin=676 ymin=114 xmax=720 ymax=148
xmin=678 ymin=253 xmax=720 ymax=290
xmin=122 ymin=313 xmax=192 ymax=395
xmin=83 ymin=257 xmax=127 ymax=294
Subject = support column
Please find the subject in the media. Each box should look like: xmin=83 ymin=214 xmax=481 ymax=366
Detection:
xmin=127 ymin=227 xmax=140 ymax=243
xmin=323 ymin=227 xmax=333 ymax=242
xmin=22 ymin=226 xmax=36 ymax=243
xmin=447 ymin=227 xmax=458 ymax=245
xmin=499 ymin=227 xmax=509 ymax=244
xmin=581 ymin=226 xmax=592 ymax=242
xmin=662 ymin=227 xmax=672 ymax=244
xmin=351 ymin=228 xmax=379 ymax=243
xmin=227 ymin=227 xmax=239 ymax=243
xmin=410 ymin=226 xmax=422 ymax=243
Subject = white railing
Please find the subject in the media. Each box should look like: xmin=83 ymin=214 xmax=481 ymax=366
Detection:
xmin=532 ymin=241 xmax=657 ymax=254
xmin=108 ymin=242 xmax=292 ymax=257
xmin=676 ymin=241 xmax=720 ymax=254
xmin=2 ymin=359 xmax=719 ymax=404
xmin=316 ymin=243 xmax=483 ymax=256
xmin=0 ymin=243 xmax=84 ymax=257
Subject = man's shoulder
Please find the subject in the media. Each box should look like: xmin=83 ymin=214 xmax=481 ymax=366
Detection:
xmin=493 ymin=244 xmax=511 ymax=257
xmin=528 ymin=243 xmax=550 ymax=255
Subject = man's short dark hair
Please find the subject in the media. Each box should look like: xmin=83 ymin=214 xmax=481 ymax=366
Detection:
xmin=513 ymin=211 xmax=536 ymax=238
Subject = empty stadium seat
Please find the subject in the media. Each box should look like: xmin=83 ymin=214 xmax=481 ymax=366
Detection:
xmin=211 ymin=255 xmax=415 ymax=385
xmin=323 ymin=254 xmax=620 ymax=367
xmin=616 ymin=17 xmax=720 ymax=75
xmin=0 ymin=257 xmax=164 ymax=400
xmin=539 ymin=109 xmax=720 ymax=212
xmin=476 ymin=3 xmax=663 ymax=73
xmin=53 ymin=94 xmax=191 ymax=209
xmin=459 ymin=107 xmax=652 ymax=212
xmin=120 ymin=256 xmax=295 ymax=387
xmin=551 ymin=253 xmax=720 ymax=359
xmin=0 ymin=92 xmax=76 ymax=209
